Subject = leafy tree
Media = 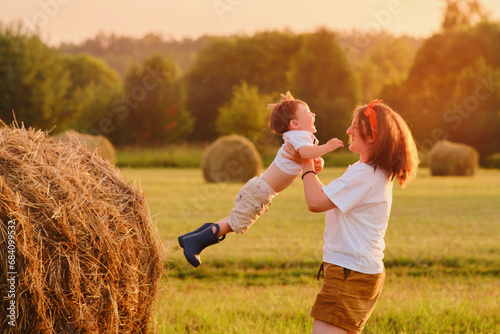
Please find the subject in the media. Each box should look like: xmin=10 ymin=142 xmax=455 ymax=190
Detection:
xmin=0 ymin=25 xmax=71 ymax=129
xmin=288 ymin=28 xmax=359 ymax=143
xmin=444 ymin=56 xmax=500 ymax=156
xmin=185 ymin=38 xmax=238 ymax=141
xmin=115 ymin=53 xmax=193 ymax=145
xmin=57 ymin=53 xmax=122 ymax=135
xmin=384 ymin=21 xmax=500 ymax=158
xmin=356 ymin=36 xmax=417 ymax=101
xmin=216 ymin=81 xmax=272 ymax=145
xmin=441 ymin=0 xmax=489 ymax=31
xmin=185 ymin=31 xmax=302 ymax=141
xmin=231 ymin=31 xmax=303 ymax=95
xmin=60 ymin=32 xmax=211 ymax=77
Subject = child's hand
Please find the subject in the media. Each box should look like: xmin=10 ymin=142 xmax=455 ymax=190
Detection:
xmin=313 ymin=157 xmax=324 ymax=174
xmin=326 ymin=138 xmax=344 ymax=151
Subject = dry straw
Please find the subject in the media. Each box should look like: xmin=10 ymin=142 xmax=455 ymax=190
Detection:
xmin=429 ymin=140 xmax=479 ymax=176
xmin=202 ymin=134 xmax=262 ymax=183
xmin=56 ymin=130 xmax=117 ymax=166
xmin=0 ymin=124 xmax=164 ymax=333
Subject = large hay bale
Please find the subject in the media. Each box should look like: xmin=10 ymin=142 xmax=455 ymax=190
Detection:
xmin=57 ymin=130 xmax=116 ymax=165
xmin=202 ymin=135 xmax=262 ymax=183
xmin=0 ymin=125 xmax=164 ymax=333
xmin=429 ymin=140 xmax=479 ymax=176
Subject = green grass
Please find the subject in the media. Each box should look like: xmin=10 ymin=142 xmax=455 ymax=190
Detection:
xmin=122 ymin=167 xmax=500 ymax=333
xmin=116 ymin=145 xmax=206 ymax=168
xmin=116 ymin=145 xmax=359 ymax=169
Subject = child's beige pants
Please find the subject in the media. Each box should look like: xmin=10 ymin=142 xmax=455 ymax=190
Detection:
xmin=227 ymin=175 xmax=277 ymax=234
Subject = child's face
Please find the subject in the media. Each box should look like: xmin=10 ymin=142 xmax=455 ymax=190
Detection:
xmin=292 ymin=103 xmax=316 ymax=133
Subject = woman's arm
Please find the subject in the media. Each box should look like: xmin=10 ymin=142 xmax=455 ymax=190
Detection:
xmin=301 ymin=160 xmax=337 ymax=213
xmin=283 ymin=143 xmax=336 ymax=212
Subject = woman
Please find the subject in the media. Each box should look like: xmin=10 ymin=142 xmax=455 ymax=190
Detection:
xmin=284 ymin=100 xmax=419 ymax=333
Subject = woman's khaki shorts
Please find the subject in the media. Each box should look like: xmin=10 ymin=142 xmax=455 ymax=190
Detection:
xmin=310 ymin=262 xmax=385 ymax=332
xmin=227 ymin=175 xmax=276 ymax=234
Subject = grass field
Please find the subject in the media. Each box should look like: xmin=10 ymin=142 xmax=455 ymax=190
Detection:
xmin=122 ymin=167 xmax=500 ymax=334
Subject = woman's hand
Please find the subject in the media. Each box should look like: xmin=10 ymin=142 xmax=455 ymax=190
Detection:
xmin=282 ymin=142 xmax=323 ymax=174
xmin=281 ymin=142 xmax=302 ymax=163
xmin=313 ymin=157 xmax=324 ymax=174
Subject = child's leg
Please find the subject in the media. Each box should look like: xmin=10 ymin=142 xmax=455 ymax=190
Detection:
xmin=214 ymin=217 xmax=233 ymax=237
xmin=182 ymin=222 xmax=225 ymax=267
xmin=177 ymin=218 xmax=231 ymax=251
xmin=226 ymin=175 xmax=276 ymax=234
xmin=179 ymin=218 xmax=235 ymax=268
xmin=180 ymin=176 xmax=274 ymax=267
xmin=178 ymin=222 xmax=213 ymax=248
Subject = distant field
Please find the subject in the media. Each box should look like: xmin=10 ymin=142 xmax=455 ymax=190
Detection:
xmin=122 ymin=167 xmax=500 ymax=334
xmin=115 ymin=145 xmax=360 ymax=168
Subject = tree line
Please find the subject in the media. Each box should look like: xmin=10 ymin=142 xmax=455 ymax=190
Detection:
xmin=1 ymin=0 xmax=499 ymax=160
xmin=0 ymin=27 xmax=419 ymax=146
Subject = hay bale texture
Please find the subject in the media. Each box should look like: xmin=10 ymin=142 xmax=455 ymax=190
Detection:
xmin=0 ymin=125 xmax=164 ymax=333
xmin=57 ymin=130 xmax=117 ymax=165
xmin=429 ymin=140 xmax=479 ymax=176
xmin=202 ymin=135 xmax=262 ymax=183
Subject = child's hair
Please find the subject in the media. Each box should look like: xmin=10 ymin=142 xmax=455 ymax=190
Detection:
xmin=354 ymin=101 xmax=419 ymax=188
xmin=267 ymin=91 xmax=306 ymax=135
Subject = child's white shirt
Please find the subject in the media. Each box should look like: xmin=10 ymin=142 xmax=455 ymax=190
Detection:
xmin=274 ymin=130 xmax=318 ymax=175
xmin=321 ymin=162 xmax=393 ymax=274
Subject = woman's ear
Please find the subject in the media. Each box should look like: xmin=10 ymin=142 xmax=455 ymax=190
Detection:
xmin=367 ymin=136 xmax=376 ymax=144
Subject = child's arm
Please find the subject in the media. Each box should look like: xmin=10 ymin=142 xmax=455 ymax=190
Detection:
xmin=297 ymin=138 xmax=343 ymax=160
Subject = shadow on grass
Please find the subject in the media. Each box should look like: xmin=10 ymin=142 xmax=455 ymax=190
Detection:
xmin=167 ymin=256 xmax=500 ymax=283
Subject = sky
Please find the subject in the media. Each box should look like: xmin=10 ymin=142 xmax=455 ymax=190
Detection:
xmin=2 ymin=0 xmax=500 ymax=46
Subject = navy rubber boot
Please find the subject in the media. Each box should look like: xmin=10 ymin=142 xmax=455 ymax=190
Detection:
xmin=182 ymin=223 xmax=225 ymax=267
xmin=178 ymin=222 xmax=213 ymax=248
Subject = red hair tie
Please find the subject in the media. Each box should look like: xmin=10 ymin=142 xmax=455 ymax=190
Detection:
xmin=364 ymin=99 xmax=382 ymax=141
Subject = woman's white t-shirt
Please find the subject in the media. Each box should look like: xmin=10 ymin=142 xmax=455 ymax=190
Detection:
xmin=321 ymin=162 xmax=393 ymax=274
xmin=274 ymin=130 xmax=318 ymax=175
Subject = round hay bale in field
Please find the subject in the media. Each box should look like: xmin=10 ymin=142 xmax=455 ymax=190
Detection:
xmin=483 ymin=152 xmax=500 ymax=169
xmin=57 ymin=130 xmax=116 ymax=165
xmin=429 ymin=140 xmax=479 ymax=176
xmin=202 ymin=135 xmax=262 ymax=183
xmin=0 ymin=125 xmax=164 ymax=333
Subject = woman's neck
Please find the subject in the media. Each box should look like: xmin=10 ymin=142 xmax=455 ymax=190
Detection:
xmin=359 ymin=151 xmax=370 ymax=163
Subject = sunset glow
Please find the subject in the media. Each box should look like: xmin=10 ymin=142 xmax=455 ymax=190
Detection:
xmin=2 ymin=0 xmax=500 ymax=45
